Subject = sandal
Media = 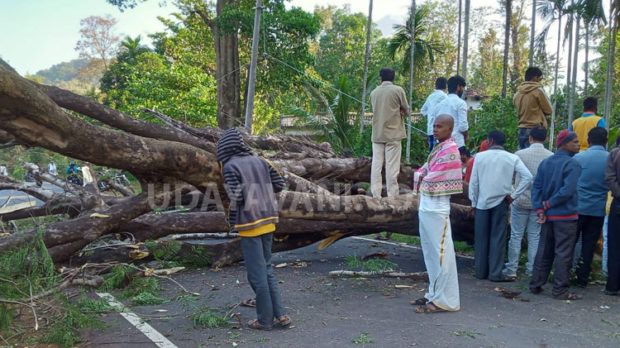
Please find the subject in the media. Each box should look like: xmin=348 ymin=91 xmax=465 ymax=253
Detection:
xmin=414 ymin=302 xmax=446 ymax=314
xmin=410 ymin=298 xmax=429 ymax=306
xmin=274 ymin=315 xmax=292 ymax=327
xmin=554 ymin=292 xmax=582 ymax=300
xmin=240 ymin=298 xmax=256 ymax=307
xmin=247 ymin=319 xmax=272 ymax=331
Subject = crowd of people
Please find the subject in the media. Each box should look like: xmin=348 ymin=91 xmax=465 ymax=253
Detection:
xmin=365 ymin=66 xmax=618 ymax=313
xmin=216 ymin=66 xmax=617 ymax=329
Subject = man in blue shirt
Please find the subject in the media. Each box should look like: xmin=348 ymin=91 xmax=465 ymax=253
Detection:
xmin=574 ymin=127 xmax=609 ymax=287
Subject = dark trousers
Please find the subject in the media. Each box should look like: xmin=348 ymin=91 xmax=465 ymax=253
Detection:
xmin=530 ymin=220 xmax=578 ymax=297
xmin=607 ymin=199 xmax=620 ymax=293
xmin=575 ymin=215 xmax=605 ymax=286
xmin=241 ymin=233 xmax=286 ymax=327
xmin=474 ymin=200 xmax=509 ymax=280
xmin=518 ymin=128 xmax=532 ymax=150
xmin=428 ymin=135 xmax=436 ymax=151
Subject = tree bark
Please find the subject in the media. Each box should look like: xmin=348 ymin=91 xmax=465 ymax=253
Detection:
xmin=502 ymin=0 xmax=512 ymax=98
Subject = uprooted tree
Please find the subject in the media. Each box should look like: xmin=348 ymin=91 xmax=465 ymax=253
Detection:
xmin=0 ymin=59 xmax=474 ymax=268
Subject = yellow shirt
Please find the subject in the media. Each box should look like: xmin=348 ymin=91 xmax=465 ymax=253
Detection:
xmin=571 ymin=113 xmax=604 ymax=152
xmin=239 ymin=223 xmax=276 ymax=238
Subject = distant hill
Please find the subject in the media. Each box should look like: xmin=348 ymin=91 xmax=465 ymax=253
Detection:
xmin=33 ymin=58 xmax=103 ymax=93
xmin=35 ymin=59 xmax=90 ymax=84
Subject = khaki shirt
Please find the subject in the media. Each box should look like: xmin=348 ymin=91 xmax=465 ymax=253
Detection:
xmin=370 ymin=81 xmax=409 ymax=143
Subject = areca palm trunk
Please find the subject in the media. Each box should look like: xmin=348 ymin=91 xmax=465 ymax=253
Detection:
xmin=568 ymin=16 xmax=580 ymax=125
xmin=359 ymin=0 xmax=373 ymax=134
xmin=529 ymin=0 xmax=536 ymax=66
xmin=462 ymin=0 xmax=470 ymax=79
xmin=502 ymin=0 xmax=512 ymax=98
xmin=457 ymin=0 xmax=462 ymax=74
xmin=406 ymin=0 xmax=416 ymax=163
xmin=603 ymin=0 xmax=616 ymax=128
xmin=550 ymin=13 xmax=563 ymax=149
xmin=583 ymin=22 xmax=590 ymax=97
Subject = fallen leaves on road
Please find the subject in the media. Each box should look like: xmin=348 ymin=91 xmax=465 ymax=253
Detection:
xmin=493 ymin=287 xmax=522 ymax=299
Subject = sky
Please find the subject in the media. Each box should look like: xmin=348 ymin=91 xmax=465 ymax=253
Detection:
xmin=0 ymin=0 xmax=609 ymax=84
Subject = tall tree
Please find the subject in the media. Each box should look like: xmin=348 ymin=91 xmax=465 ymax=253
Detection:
xmin=580 ymin=0 xmax=607 ymax=95
xmin=567 ymin=12 xmax=580 ymax=123
xmin=530 ymin=0 xmax=537 ymax=66
xmin=74 ymin=15 xmax=120 ymax=70
xmin=457 ymin=0 xmax=463 ymax=74
xmin=502 ymin=0 xmax=512 ymax=97
xmin=603 ymin=0 xmax=618 ymax=127
xmin=360 ymin=0 xmax=373 ymax=134
xmin=537 ymin=0 xmax=569 ymax=146
xmin=462 ymin=0 xmax=471 ymax=78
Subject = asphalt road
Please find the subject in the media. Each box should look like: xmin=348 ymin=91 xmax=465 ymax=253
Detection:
xmin=80 ymin=237 xmax=620 ymax=348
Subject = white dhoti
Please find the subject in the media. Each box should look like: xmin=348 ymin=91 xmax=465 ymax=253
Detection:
xmin=418 ymin=194 xmax=460 ymax=311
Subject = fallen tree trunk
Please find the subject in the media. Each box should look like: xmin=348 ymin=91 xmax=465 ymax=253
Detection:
xmin=0 ymin=58 xmax=476 ymax=267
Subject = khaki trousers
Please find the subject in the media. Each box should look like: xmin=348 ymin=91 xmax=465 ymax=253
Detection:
xmin=371 ymin=141 xmax=401 ymax=198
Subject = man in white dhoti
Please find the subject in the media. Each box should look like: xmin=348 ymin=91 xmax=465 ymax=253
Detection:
xmin=413 ymin=115 xmax=463 ymax=313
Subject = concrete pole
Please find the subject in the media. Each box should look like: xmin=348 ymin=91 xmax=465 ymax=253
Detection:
xmin=244 ymin=0 xmax=262 ymax=134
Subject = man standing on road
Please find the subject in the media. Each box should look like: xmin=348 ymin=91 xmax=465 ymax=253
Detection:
xmin=469 ymin=130 xmax=532 ymax=282
xmin=433 ymin=75 xmax=469 ymax=151
xmin=503 ymin=126 xmax=553 ymax=279
xmin=369 ymin=67 xmax=409 ymax=198
xmin=513 ymin=67 xmax=553 ymax=150
xmin=573 ymin=127 xmax=608 ymax=287
xmin=413 ymin=115 xmax=463 ymax=313
xmin=530 ymin=130 xmax=582 ymax=300
xmin=420 ymin=77 xmax=447 ymax=151
xmin=570 ymin=97 xmax=606 ymax=152
xmin=604 ymin=136 xmax=620 ymax=296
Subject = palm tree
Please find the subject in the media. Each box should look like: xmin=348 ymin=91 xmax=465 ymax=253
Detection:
xmin=580 ymin=0 xmax=606 ymax=95
xmin=292 ymin=77 xmax=358 ymax=153
xmin=529 ymin=0 xmax=537 ymax=66
xmin=537 ymin=0 xmax=569 ymax=147
xmin=359 ymin=0 xmax=374 ymax=134
xmin=387 ymin=4 xmax=444 ymax=77
xmin=603 ymin=0 xmax=618 ymax=127
xmin=567 ymin=13 xmax=580 ymax=124
xmin=457 ymin=0 xmax=463 ymax=74
xmin=462 ymin=0 xmax=471 ymax=78
xmin=502 ymin=0 xmax=512 ymax=98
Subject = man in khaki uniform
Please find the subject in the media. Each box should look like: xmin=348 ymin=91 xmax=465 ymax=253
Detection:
xmin=513 ymin=67 xmax=553 ymax=150
xmin=369 ymin=67 xmax=409 ymax=198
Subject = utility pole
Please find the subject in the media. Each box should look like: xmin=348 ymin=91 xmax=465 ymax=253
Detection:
xmin=359 ymin=0 xmax=373 ymax=134
xmin=406 ymin=0 xmax=416 ymax=163
xmin=244 ymin=0 xmax=262 ymax=134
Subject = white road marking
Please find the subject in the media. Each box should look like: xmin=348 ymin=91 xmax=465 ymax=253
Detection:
xmin=352 ymin=236 xmax=474 ymax=260
xmin=96 ymin=292 xmax=178 ymax=348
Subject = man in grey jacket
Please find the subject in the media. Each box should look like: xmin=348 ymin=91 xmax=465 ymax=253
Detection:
xmin=605 ymin=136 xmax=620 ymax=295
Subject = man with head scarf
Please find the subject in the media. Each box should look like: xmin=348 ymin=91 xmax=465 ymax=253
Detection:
xmin=530 ymin=130 xmax=582 ymax=300
xmin=217 ymin=128 xmax=291 ymax=330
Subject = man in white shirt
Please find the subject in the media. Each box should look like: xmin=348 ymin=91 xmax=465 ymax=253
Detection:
xmin=503 ymin=126 xmax=553 ymax=279
xmin=469 ymin=130 xmax=533 ymax=282
xmin=433 ymin=75 xmax=469 ymax=150
xmin=420 ymin=77 xmax=447 ymax=151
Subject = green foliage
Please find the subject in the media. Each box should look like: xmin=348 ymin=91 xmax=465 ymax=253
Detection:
xmin=131 ymin=292 xmax=169 ymax=306
xmin=190 ymin=307 xmax=229 ymax=328
xmin=76 ymin=296 xmax=118 ymax=313
xmin=362 ymin=258 xmax=398 ymax=272
xmin=180 ymin=245 xmax=212 ymax=268
xmin=345 ymin=255 xmax=398 ymax=272
xmin=388 ymin=233 xmax=421 ymax=246
xmin=468 ymin=96 xmax=519 ymax=152
xmin=0 ymin=228 xmax=59 ymax=300
xmin=100 ymin=264 xmax=133 ymax=292
xmin=352 ymin=332 xmax=373 ymax=345
xmin=120 ymin=276 xmax=161 ymax=299
xmin=453 ymin=241 xmax=474 ymax=255
xmin=0 ymin=303 xmax=14 ymax=334
xmin=145 ymin=240 xmax=182 ymax=262
xmin=40 ymin=296 xmax=104 ymax=348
